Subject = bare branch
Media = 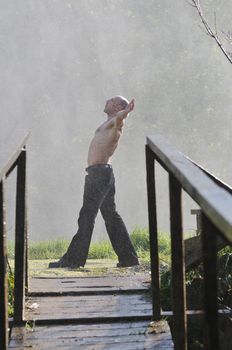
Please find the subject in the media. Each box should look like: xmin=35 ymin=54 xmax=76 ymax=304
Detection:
xmin=222 ymin=30 xmax=232 ymax=43
xmin=190 ymin=0 xmax=232 ymax=64
xmin=214 ymin=12 xmax=217 ymax=36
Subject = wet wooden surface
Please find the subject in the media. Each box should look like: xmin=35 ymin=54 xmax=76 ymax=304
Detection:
xmin=25 ymin=293 xmax=152 ymax=320
xmin=29 ymin=274 xmax=150 ymax=294
xmin=9 ymin=272 xmax=173 ymax=349
xmin=10 ymin=321 xmax=173 ymax=349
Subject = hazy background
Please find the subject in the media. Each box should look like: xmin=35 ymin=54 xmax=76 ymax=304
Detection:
xmin=1 ymin=0 xmax=232 ymax=242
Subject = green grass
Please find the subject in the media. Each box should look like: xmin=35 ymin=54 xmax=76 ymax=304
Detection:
xmin=88 ymin=241 xmax=117 ymax=259
xmin=8 ymin=270 xmax=14 ymax=317
xmin=7 ymin=239 xmax=70 ymax=260
xmin=7 ymin=227 xmax=171 ymax=262
xmin=130 ymin=227 xmax=171 ymax=264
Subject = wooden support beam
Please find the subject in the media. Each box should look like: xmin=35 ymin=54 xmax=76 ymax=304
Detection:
xmin=169 ymin=174 xmax=187 ymax=350
xmin=14 ymin=149 xmax=27 ymax=323
xmin=202 ymin=214 xmax=219 ymax=349
xmin=145 ymin=145 xmax=161 ymax=320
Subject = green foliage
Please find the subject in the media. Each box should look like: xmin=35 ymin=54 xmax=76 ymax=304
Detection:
xmin=5 ymin=228 xmax=167 ymax=261
xmin=6 ymin=227 xmax=171 ymax=262
xmin=160 ymin=251 xmax=232 ymax=349
xmin=158 ymin=231 xmax=171 ymax=263
xmin=160 ymin=270 xmax=171 ymax=310
xmin=8 ymin=270 xmax=14 ymax=317
xmin=218 ymin=245 xmax=232 ymax=255
xmin=88 ymin=227 xmax=171 ymax=261
xmin=130 ymin=227 xmax=171 ymax=263
xmin=28 ymin=238 xmax=69 ymax=259
xmin=8 ymin=238 xmax=70 ymax=260
xmin=7 ymin=241 xmax=15 ymax=259
xmin=130 ymin=226 xmax=150 ymax=251
xmin=88 ymin=241 xmax=116 ymax=259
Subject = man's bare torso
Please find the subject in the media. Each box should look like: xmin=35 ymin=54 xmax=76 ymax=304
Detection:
xmin=87 ymin=117 xmax=124 ymax=166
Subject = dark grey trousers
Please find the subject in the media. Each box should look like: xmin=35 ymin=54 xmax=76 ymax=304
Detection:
xmin=62 ymin=164 xmax=139 ymax=267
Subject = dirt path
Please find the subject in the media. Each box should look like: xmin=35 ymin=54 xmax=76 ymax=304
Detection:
xmin=28 ymin=258 xmax=151 ymax=278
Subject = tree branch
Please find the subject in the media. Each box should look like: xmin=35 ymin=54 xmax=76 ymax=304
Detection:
xmin=191 ymin=0 xmax=232 ymax=64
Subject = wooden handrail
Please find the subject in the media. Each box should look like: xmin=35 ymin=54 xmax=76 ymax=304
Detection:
xmin=0 ymin=132 xmax=29 ymax=349
xmin=185 ymin=156 xmax=232 ymax=195
xmin=0 ymin=133 xmax=30 ymax=181
xmin=147 ymin=134 xmax=232 ymax=244
xmin=146 ymin=134 xmax=232 ymax=350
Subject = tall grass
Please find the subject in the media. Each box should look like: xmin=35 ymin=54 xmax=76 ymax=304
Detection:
xmin=130 ymin=227 xmax=171 ymax=263
xmin=7 ymin=227 xmax=171 ymax=262
xmin=8 ymin=271 xmax=14 ymax=317
xmin=7 ymin=239 xmax=69 ymax=260
xmin=29 ymin=238 xmax=70 ymax=259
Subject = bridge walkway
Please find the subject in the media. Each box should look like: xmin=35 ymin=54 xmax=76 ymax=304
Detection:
xmin=9 ymin=262 xmax=173 ymax=349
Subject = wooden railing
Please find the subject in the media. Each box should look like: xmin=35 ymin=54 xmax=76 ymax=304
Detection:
xmin=146 ymin=134 xmax=232 ymax=350
xmin=0 ymin=133 xmax=29 ymax=349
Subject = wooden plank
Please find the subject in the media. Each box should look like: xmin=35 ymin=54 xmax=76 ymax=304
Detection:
xmin=25 ymin=293 xmax=152 ymax=320
xmin=10 ymin=336 xmax=172 ymax=349
xmin=11 ymin=321 xmax=161 ymax=337
xmin=147 ymin=135 xmax=232 ymax=243
xmin=29 ymin=289 xmax=148 ymax=297
xmin=11 ymin=335 xmax=159 ymax=347
xmin=9 ymin=321 xmax=173 ymax=349
xmin=29 ymin=274 xmax=150 ymax=294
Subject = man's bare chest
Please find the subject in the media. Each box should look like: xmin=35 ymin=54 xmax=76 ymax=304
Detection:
xmin=95 ymin=120 xmax=113 ymax=134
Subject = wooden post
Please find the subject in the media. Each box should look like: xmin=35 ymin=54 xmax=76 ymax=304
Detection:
xmin=14 ymin=149 xmax=27 ymax=323
xmin=190 ymin=209 xmax=202 ymax=235
xmin=145 ymin=145 xmax=161 ymax=320
xmin=25 ymin=224 xmax=29 ymax=293
xmin=201 ymin=214 xmax=219 ymax=349
xmin=25 ymin=177 xmax=29 ymax=293
xmin=0 ymin=179 xmax=8 ymax=349
xmin=169 ymin=174 xmax=187 ymax=350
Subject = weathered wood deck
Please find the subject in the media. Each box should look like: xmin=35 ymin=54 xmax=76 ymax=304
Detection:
xmin=9 ymin=269 xmax=173 ymax=349
xmin=10 ymin=321 xmax=173 ymax=349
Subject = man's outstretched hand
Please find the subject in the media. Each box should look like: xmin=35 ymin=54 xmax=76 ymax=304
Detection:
xmin=116 ymin=98 xmax=135 ymax=121
xmin=126 ymin=98 xmax=135 ymax=113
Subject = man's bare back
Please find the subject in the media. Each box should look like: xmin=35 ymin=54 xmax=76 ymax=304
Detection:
xmin=87 ymin=96 xmax=135 ymax=166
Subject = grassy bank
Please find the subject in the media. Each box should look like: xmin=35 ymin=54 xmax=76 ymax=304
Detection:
xmin=7 ymin=227 xmax=171 ymax=263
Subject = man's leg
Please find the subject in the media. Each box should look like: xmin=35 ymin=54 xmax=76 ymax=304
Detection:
xmin=100 ymin=175 xmax=139 ymax=266
xmin=50 ymin=169 xmax=112 ymax=267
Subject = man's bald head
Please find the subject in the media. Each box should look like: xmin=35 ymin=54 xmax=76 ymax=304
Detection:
xmin=104 ymin=95 xmax=129 ymax=116
xmin=113 ymin=96 xmax=129 ymax=110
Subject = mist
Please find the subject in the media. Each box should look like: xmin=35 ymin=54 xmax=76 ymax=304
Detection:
xmin=1 ymin=0 xmax=232 ymax=242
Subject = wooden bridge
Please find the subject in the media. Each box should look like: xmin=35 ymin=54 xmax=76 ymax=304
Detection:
xmin=1 ymin=132 xmax=232 ymax=349
xmin=10 ymin=270 xmax=174 ymax=349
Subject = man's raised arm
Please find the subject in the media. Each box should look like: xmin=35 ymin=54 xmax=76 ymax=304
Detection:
xmin=116 ymin=98 xmax=135 ymax=122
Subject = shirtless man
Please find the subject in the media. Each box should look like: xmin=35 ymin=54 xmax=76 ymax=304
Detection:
xmin=49 ymin=96 xmax=139 ymax=268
